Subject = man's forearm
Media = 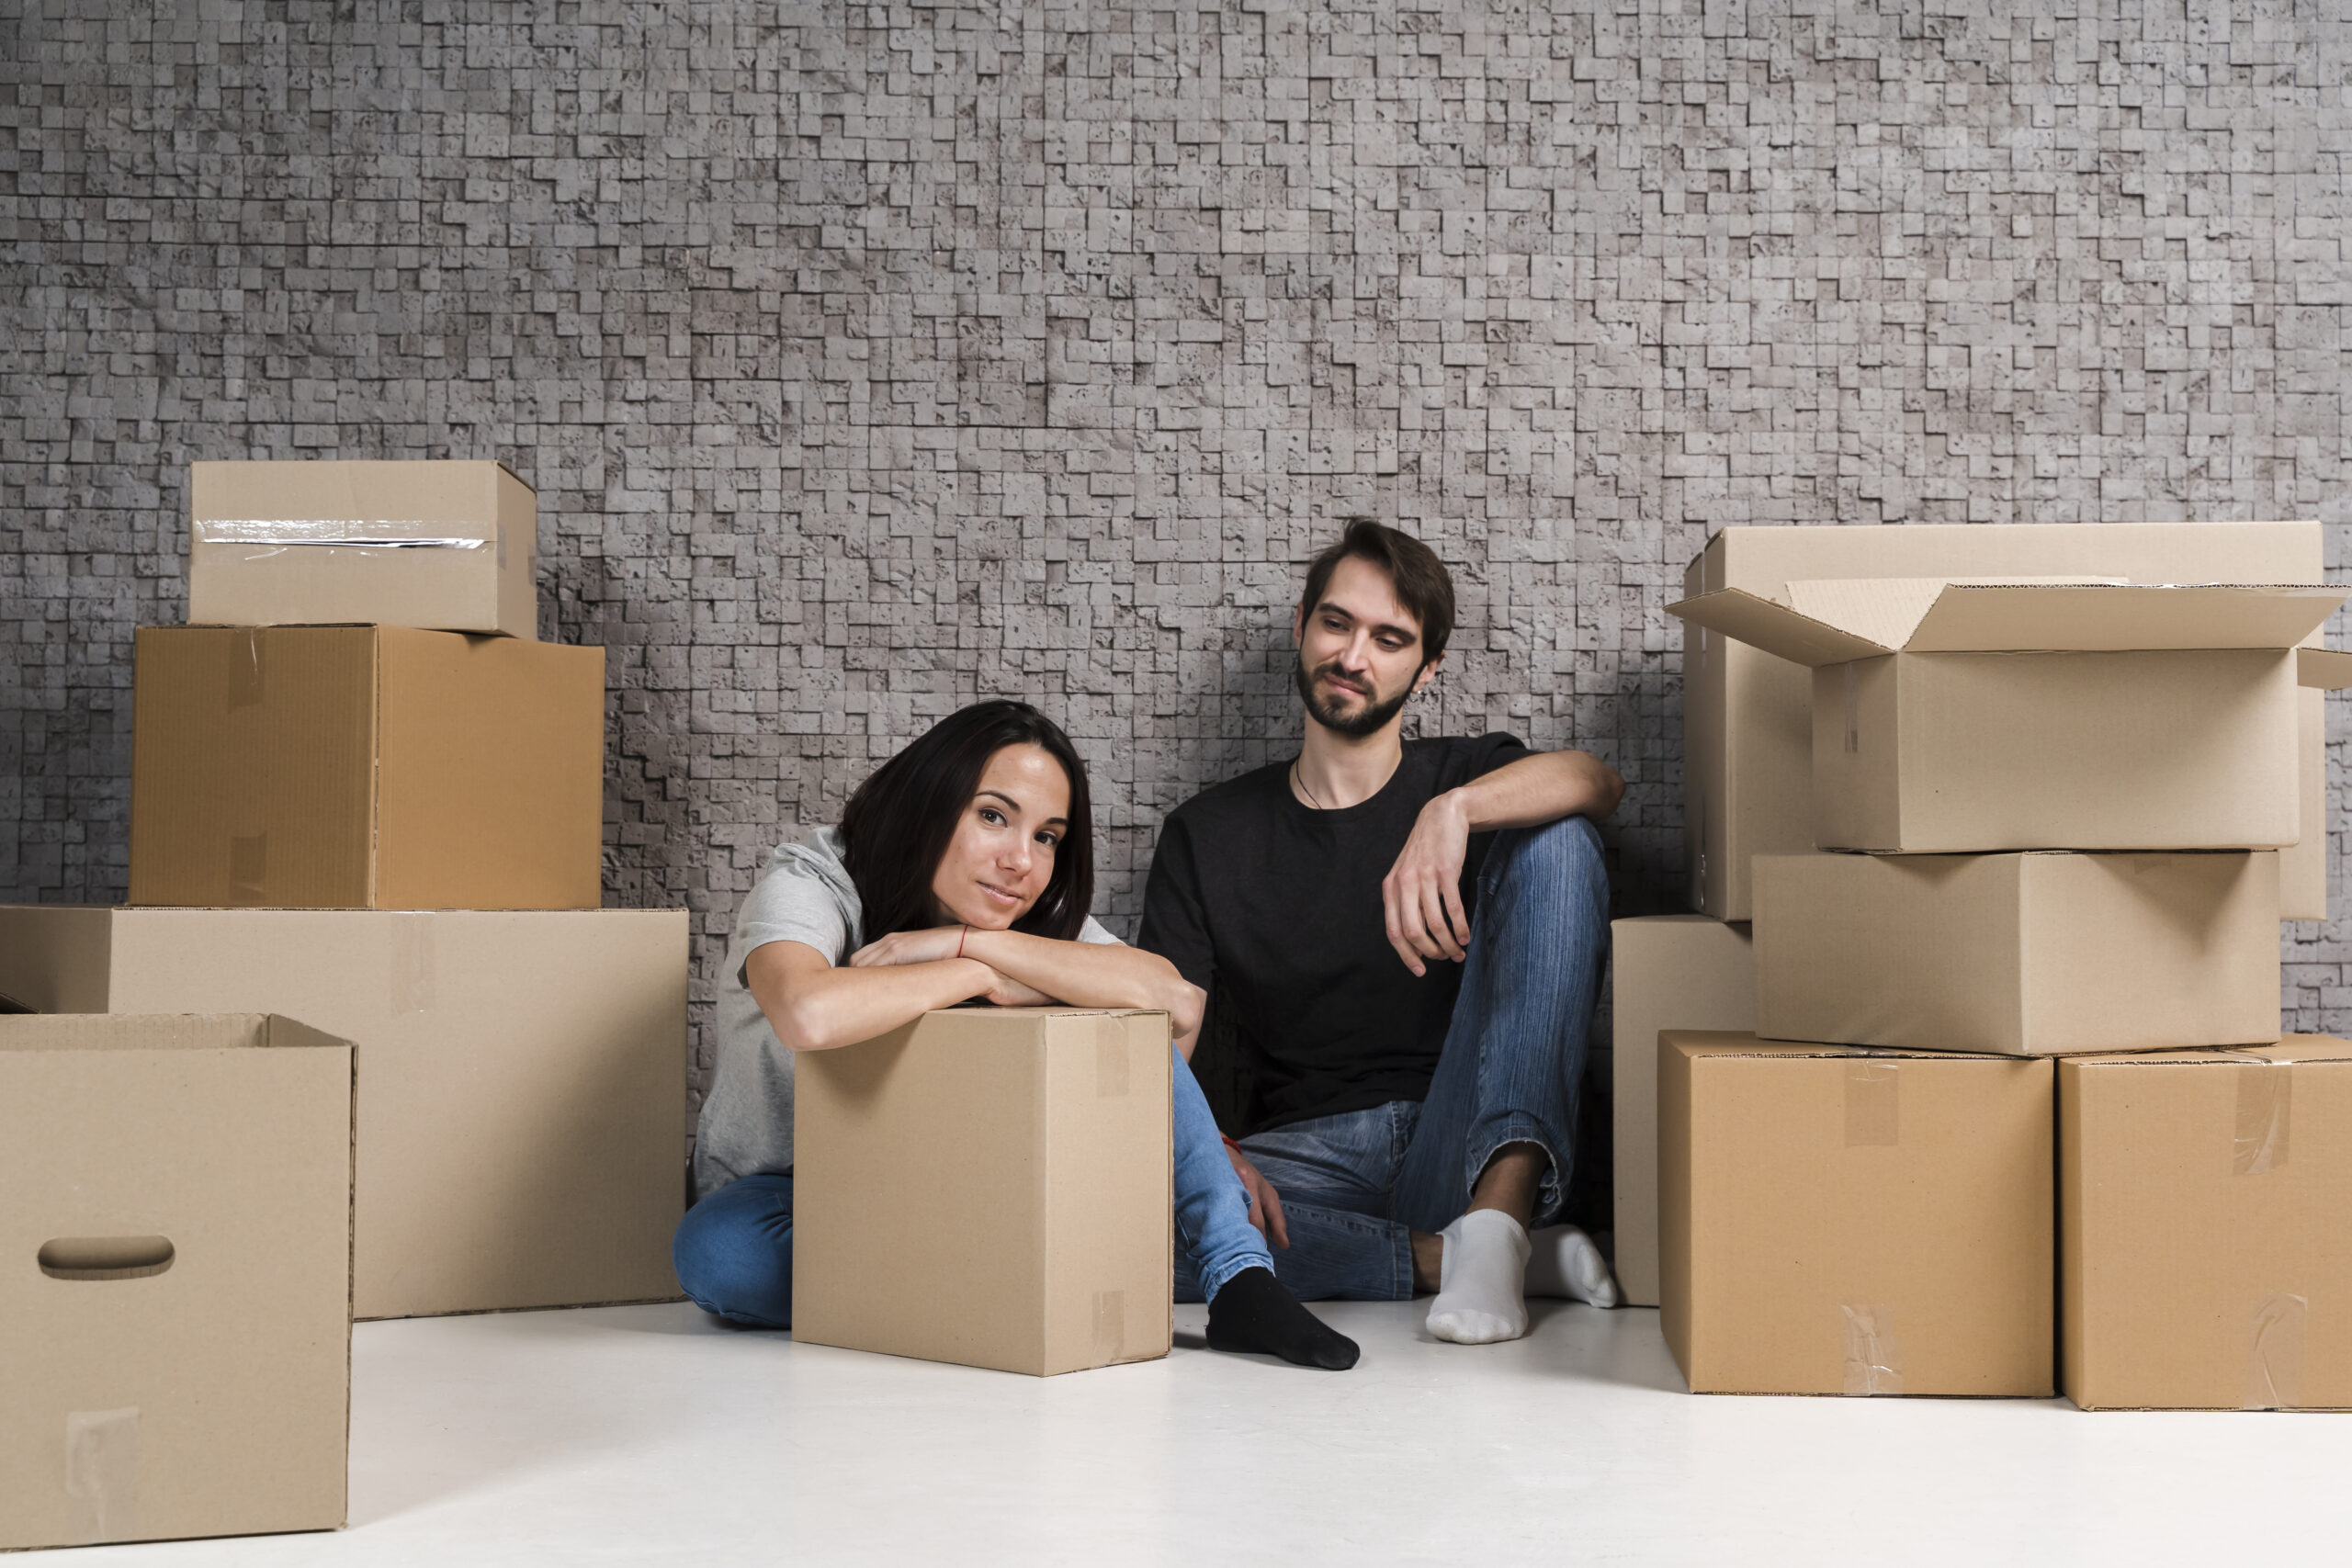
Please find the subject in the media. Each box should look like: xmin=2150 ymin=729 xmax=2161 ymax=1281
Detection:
xmin=1447 ymin=750 xmax=1623 ymax=831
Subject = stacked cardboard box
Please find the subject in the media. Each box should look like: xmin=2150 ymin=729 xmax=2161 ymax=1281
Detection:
xmin=1612 ymin=522 xmax=2331 ymax=1313
xmin=8 ymin=462 xmax=688 ymax=1331
xmin=1645 ymin=530 xmax=2352 ymax=1407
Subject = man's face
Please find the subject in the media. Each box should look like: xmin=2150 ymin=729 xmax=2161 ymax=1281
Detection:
xmin=1291 ymin=554 xmax=1440 ymax=739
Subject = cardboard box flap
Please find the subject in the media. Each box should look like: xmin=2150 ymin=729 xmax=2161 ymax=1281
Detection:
xmin=1661 ymin=1029 xmax=2008 ymax=1063
xmin=190 ymin=459 xmax=527 ymax=547
xmin=1904 ymin=582 xmax=2342 ymax=655
xmin=2073 ymin=1033 xmax=2352 ymax=1068
xmin=1665 ymin=589 xmax=1894 ymax=666
xmin=0 ymin=1012 xmax=346 ymax=1054
xmin=2298 ymin=648 xmax=2352 ymax=690
xmin=1784 ymin=576 xmax=2135 ymax=653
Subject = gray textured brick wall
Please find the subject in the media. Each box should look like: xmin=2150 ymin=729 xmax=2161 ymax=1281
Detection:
xmin=5 ymin=2 xmax=2352 ymax=1100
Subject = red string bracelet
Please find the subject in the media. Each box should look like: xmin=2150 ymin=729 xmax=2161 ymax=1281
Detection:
xmin=956 ymin=924 xmax=968 ymax=959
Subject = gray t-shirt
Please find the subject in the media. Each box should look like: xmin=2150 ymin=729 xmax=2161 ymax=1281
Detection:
xmin=693 ymin=826 xmax=1117 ymax=1199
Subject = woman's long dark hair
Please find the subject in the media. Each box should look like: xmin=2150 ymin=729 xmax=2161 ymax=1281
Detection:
xmin=839 ymin=700 xmax=1094 ymax=942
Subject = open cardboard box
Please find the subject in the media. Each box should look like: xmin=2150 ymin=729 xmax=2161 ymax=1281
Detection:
xmin=1679 ymin=524 xmax=2332 ymax=919
xmin=1671 ymin=579 xmax=2352 ymax=854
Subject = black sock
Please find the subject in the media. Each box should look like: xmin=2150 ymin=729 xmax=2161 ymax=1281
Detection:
xmin=1204 ymin=1267 xmax=1361 ymax=1371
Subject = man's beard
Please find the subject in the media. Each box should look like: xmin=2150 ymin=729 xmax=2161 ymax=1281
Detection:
xmin=1295 ymin=653 xmax=1416 ymax=739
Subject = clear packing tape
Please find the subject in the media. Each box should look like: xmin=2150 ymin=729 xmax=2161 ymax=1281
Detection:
xmin=2230 ymin=1055 xmax=2307 ymax=1409
xmin=64 ymin=1407 xmax=140 ymax=1544
xmin=193 ymin=518 xmax=493 ymax=550
xmin=1841 ymin=1305 xmax=1904 ymax=1396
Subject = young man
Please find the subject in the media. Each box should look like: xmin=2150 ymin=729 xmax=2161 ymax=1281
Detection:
xmin=1138 ymin=519 xmax=1623 ymax=1345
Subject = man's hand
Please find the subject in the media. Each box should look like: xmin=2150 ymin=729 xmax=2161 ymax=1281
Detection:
xmin=848 ymin=926 xmax=967 ymax=970
xmin=1383 ymin=789 xmax=1472 ymax=976
xmin=1226 ymin=1142 xmax=1290 ymax=1248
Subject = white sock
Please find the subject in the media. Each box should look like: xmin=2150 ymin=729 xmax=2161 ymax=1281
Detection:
xmin=1425 ymin=1209 xmax=1532 ymax=1345
xmin=1523 ymin=1224 xmax=1620 ymax=1308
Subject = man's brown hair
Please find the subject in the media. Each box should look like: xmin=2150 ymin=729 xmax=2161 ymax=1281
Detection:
xmin=1298 ymin=517 xmax=1456 ymax=667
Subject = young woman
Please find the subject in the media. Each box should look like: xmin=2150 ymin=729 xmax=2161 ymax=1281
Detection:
xmin=675 ymin=699 xmax=1359 ymax=1371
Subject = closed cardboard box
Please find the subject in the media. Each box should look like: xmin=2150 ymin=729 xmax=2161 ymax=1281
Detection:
xmin=1659 ymin=1031 xmax=2053 ymax=1397
xmin=130 ymin=625 xmax=604 ymax=909
xmin=1680 ymin=523 xmax=2329 ymax=919
xmin=0 ymin=907 xmax=686 ymax=1321
xmin=188 ymin=459 xmax=537 ymax=638
xmin=795 ymin=1008 xmax=1173 ymax=1377
xmin=1 ymin=1013 xmax=350 ymax=1552
xmin=1673 ymin=580 xmax=2346 ymax=854
xmin=1610 ymin=915 xmax=1754 ymax=1307
xmin=2062 ymin=1037 xmax=2352 ymax=1410
xmin=1755 ymin=851 xmax=2280 ymax=1057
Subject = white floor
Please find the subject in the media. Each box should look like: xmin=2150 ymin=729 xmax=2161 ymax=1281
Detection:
xmin=72 ymin=1299 xmax=2352 ymax=1566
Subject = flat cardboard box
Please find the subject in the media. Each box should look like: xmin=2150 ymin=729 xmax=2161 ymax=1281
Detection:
xmin=1610 ymin=915 xmax=1755 ymax=1307
xmin=1680 ymin=524 xmax=2330 ymax=919
xmin=130 ymin=625 xmax=605 ymax=909
xmin=0 ymin=906 xmax=686 ymax=1321
xmin=1672 ymin=580 xmax=2347 ymax=854
xmin=1659 ymin=1031 xmax=2053 ymax=1397
xmin=1754 ymin=851 xmax=2281 ymax=1057
xmin=1 ymin=1013 xmax=350 ymax=1551
xmin=188 ymin=459 xmax=537 ymax=638
xmin=2061 ymin=1037 xmax=2352 ymax=1410
xmin=795 ymin=1008 xmax=1174 ymax=1377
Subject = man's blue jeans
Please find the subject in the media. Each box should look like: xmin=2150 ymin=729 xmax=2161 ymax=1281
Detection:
xmin=1174 ymin=813 xmax=1611 ymax=1303
xmin=673 ymin=1044 xmax=1272 ymax=1328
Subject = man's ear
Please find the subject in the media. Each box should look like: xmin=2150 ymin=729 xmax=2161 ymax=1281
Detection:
xmin=1412 ymin=651 xmax=1445 ymax=696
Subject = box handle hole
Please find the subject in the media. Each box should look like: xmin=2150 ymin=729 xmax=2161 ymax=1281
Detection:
xmin=38 ymin=1235 xmax=175 ymax=1280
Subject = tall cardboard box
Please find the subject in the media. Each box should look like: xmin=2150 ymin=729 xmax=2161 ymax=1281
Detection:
xmin=2062 ymin=1037 xmax=2352 ymax=1410
xmin=1 ymin=1013 xmax=351 ymax=1552
xmin=1754 ymin=852 xmax=2281 ymax=1056
xmin=1659 ymin=1031 xmax=2053 ymax=1397
xmin=188 ymin=459 xmax=537 ymax=638
xmin=1673 ymin=580 xmax=2346 ymax=854
xmin=1680 ymin=523 xmax=2330 ymax=919
xmin=795 ymin=1008 xmax=1174 ymax=1376
xmin=130 ymin=625 xmax=605 ymax=909
xmin=0 ymin=906 xmax=686 ymax=1321
xmin=1610 ymin=915 xmax=1754 ymax=1307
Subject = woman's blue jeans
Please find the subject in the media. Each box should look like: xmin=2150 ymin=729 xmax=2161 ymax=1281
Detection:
xmin=673 ymin=1044 xmax=1272 ymax=1328
xmin=1171 ymin=813 xmax=1611 ymax=1303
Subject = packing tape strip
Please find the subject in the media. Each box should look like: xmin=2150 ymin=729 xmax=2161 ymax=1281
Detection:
xmin=64 ymin=1406 xmax=140 ymax=1544
xmin=229 ymin=833 xmax=268 ymax=903
xmin=390 ymin=914 xmax=437 ymax=1017
xmin=2245 ymin=1292 xmax=2309 ymax=1411
xmin=228 ymin=626 xmax=266 ymax=710
xmin=1841 ymin=663 xmax=1860 ymax=754
xmin=194 ymin=517 xmax=492 ymax=548
xmin=1095 ymin=1017 xmax=1130 ymax=1099
xmin=1093 ymin=1289 xmax=1127 ymax=1359
xmin=2233 ymin=1057 xmax=2292 ymax=1176
xmin=1844 ymin=1061 xmax=1900 ymax=1147
xmin=1841 ymin=1305 xmax=1903 ymax=1396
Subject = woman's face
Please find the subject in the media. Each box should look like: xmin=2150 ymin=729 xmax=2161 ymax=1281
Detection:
xmin=929 ymin=742 xmax=1073 ymax=931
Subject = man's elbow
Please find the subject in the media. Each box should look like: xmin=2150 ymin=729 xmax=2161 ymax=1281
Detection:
xmin=1594 ymin=762 xmax=1626 ymax=819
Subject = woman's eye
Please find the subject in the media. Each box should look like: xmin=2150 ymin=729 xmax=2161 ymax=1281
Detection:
xmin=978 ymin=807 xmax=1004 ymax=826
xmin=1035 ymin=830 xmax=1059 ymax=848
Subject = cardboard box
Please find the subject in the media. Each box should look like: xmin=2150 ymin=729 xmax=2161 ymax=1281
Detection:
xmin=1 ymin=1013 xmax=350 ymax=1551
xmin=2062 ymin=1037 xmax=2352 ymax=1410
xmin=795 ymin=1008 xmax=1174 ymax=1377
xmin=1610 ymin=915 xmax=1755 ymax=1307
xmin=130 ymin=625 xmax=605 ymax=909
xmin=188 ymin=459 xmax=537 ymax=638
xmin=1658 ymin=1031 xmax=2053 ymax=1396
xmin=1672 ymin=580 xmax=2347 ymax=854
xmin=1755 ymin=851 xmax=2281 ymax=1057
xmin=0 ymin=906 xmax=686 ymax=1321
xmin=1680 ymin=524 xmax=2331 ymax=919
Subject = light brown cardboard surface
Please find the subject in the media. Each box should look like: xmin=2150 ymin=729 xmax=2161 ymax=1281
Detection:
xmin=2061 ymin=1036 xmax=2352 ymax=1411
xmin=0 ymin=1013 xmax=351 ymax=1551
xmin=794 ymin=1008 xmax=1174 ymax=1377
xmin=1610 ymin=916 xmax=1754 ymax=1307
xmin=1678 ymin=524 xmax=2328 ymax=919
xmin=188 ymin=459 xmax=537 ymax=638
xmin=129 ymin=626 xmax=604 ymax=909
xmin=0 ymin=908 xmax=687 ymax=1321
xmin=1755 ymin=852 xmax=2281 ymax=1055
xmin=1658 ymin=1031 xmax=2052 ymax=1397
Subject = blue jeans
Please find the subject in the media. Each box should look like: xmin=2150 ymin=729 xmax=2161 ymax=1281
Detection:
xmin=673 ymin=1045 xmax=1272 ymax=1328
xmin=1174 ymin=813 xmax=1610 ymax=1303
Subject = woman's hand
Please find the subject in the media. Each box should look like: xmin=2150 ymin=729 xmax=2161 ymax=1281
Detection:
xmin=978 ymin=967 xmax=1057 ymax=1008
xmin=849 ymin=925 xmax=969 ymax=969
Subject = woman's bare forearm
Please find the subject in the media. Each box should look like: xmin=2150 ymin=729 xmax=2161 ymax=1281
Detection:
xmin=746 ymin=942 xmax=992 ymax=1053
xmin=960 ymin=928 xmax=1205 ymax=1038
